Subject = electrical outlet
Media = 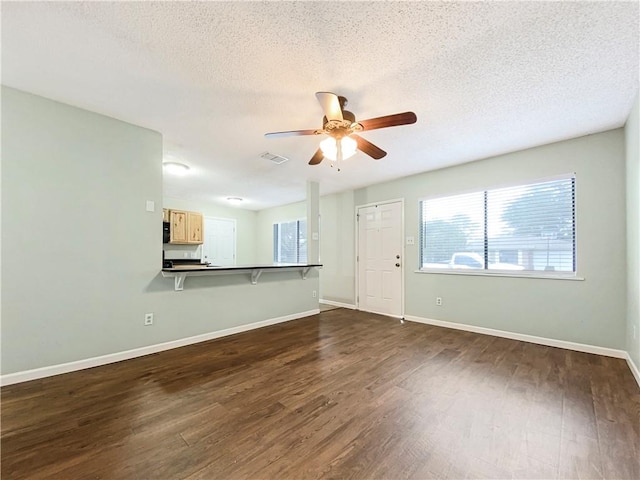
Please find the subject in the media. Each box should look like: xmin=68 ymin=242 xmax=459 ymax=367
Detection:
xmin=436 ymin=297 xmax=442 ymax=306
xmin=144 ymin=313 xmax=154 ymax=326
xmin=312 ymin=290 xmax=317 ymax=298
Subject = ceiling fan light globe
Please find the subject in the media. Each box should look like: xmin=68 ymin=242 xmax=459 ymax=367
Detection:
xmin=320 ymin=137 xmax=337 ymax=161
xmin=341 ymin=136 xmax=358 ymax=158
xmin=320 ymin=136 xmax=357 ymax=161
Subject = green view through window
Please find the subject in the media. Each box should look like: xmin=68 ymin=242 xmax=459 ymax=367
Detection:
xmin=419 ymin=175 xmax=576 ymax=276
xmin=273 ymin=219 xmax=307 ymax=263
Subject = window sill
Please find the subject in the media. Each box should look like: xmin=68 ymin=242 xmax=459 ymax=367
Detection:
xmin=414 ymin=269 xmax=584 ymax=281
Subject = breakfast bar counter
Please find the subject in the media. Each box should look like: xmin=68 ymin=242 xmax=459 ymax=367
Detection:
xmin=161 ymin=263 xmax=322 ymax=291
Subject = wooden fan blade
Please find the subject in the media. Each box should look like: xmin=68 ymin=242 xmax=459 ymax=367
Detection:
xmin=265 ymin=129 xmax=321 ymax=138
xmin=316 ymin=92 xmax=343 ymax=121
xmin=352 ymin=134 xmax=387 ymax=160
xmin=308 ymin=148 xmax=324 ymax=165
xmin=358 ymin=112 xmax=417 ymax=131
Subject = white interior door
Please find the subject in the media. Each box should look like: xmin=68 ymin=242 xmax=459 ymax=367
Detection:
xmin=357 ymin=201 xmax=403 ymax=317
xmin=203 ymin=217 xmax=236 ymax=266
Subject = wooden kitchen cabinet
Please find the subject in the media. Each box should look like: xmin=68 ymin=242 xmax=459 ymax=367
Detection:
xmin=170 ymin=210 xmax=188 ymax=243
xmin=187 ymin=211 xmax=203 ymax=243
xmin=168 ymin=209 xmax=203 ymax=244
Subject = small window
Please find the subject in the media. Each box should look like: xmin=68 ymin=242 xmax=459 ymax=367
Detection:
xmin=420 ymin=176 xmax=576 ymax=276
xmin=273 ymin=219 xmax=307 ymax=263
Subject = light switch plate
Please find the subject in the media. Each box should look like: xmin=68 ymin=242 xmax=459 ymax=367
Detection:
xmin=312 ymin=232 xmax=319 ymax=241
xmin=146 ymin=200 xmax=155 ymax=212
xmin=406 ymin=236 xmax=415 ymax=245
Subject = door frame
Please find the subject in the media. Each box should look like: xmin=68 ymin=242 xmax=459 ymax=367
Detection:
xmin=354 ymin=198 xmax=405 ymax=319
xmin=203 ymin=216 xmax=237 ymax=266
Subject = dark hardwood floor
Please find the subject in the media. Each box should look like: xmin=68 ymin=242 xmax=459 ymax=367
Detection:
xmin=2 ymin=309 xmax=639 ymax=479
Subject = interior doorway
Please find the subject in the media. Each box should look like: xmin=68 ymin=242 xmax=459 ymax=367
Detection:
xmin=356 ymin=200 xmax=404 ymax=318
xmin=203 ymin=217 xmax=236 ymax=266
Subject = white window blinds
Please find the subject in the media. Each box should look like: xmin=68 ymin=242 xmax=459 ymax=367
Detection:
xmin=420 ymin=176 xmax=576 ymax=274
xmin=273 ymin=219 xmax=307 ymax=263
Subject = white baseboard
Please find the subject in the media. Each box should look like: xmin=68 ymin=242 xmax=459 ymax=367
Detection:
xmin=403 ymin=315 xmax=628 ymax=359
xmin=319 ymin=299 xmax=356 ymax=309
xmin=0 ymin=309 xmax=320 ymax=387
xmin=626 ymin=353 xmax=640 ymax=389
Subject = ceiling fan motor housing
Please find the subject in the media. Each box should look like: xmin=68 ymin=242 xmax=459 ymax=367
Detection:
xmin=323 ymin=110 xmax=362 ymax=139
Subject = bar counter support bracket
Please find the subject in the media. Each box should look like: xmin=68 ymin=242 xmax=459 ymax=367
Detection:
xmin=302 ymin=266 xmax=312 ymax=280
xmin=175 ymin=273 xmax=186 ymax=291
xmin=251 ymin=269 xmax=263 ymax=285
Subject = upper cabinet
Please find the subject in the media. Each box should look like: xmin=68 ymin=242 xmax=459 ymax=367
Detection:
xmin=170 ymin=210 xmax=188 ymax=243
xmin=169 ymin=209 xmax=203 ymax=244
xmin=187 ymin=211 xmax=203 ymax=244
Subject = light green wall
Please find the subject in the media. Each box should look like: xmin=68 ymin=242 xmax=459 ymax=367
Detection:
xmin=255 ymin=192 xmax=356 ymax=305
xmin=163 ymin=196 xmax=258 ymax=264
xmin=626 ymin=92 xmax=640 ymax=368
xmin=307 ymin=182 xmax=320 ymax=264
xmin=1 ymin=86 xmax=161 ymax=373
xmin=322 ymin=130 xmax=626 ymax=349
xmin=255 ymin=201 xmax=306 ymax=263
xmin=1 ymin=87 xmax=318 ymax=375
xmin=319 ymin=191 xmax=356 ymax=305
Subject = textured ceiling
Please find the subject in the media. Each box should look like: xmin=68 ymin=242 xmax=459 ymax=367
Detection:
xmin=2 ymin=1 xmax=638 ymax=210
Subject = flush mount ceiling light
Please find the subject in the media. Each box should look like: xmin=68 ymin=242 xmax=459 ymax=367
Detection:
xmin=163 ymin=161 xmax=190 ymax=176
xmin=226 ymin=197 xmax=244 ymax=205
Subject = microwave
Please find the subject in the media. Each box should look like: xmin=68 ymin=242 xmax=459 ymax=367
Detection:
xmin=162 ymin=222 xmax=170 ymax=243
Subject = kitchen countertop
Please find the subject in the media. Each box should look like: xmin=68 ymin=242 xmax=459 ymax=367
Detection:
xmin=162 ymin=263 xmax=322 ymax=272
xmin=161 ymin=263 xmax=322 ymax=290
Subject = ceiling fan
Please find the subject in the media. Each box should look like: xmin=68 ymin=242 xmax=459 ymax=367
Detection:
xmin=265 ymin=92 xmax=417 ymax=167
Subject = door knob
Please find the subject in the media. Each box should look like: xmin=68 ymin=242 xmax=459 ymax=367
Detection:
xmin=396 ymin=255 xmax=401 ymax=259
xmin=395 ymin=263 xmax=401 ymax=267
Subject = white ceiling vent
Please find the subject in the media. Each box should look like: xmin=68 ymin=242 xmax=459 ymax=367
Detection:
xmin=260 ymin=152 xmax=289 ymax=165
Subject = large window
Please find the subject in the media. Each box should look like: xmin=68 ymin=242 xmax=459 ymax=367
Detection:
xmin=273 ymin=219 xmax=307 ymax=263
xmin=420 ymin=176 xmax=576 ymax=275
